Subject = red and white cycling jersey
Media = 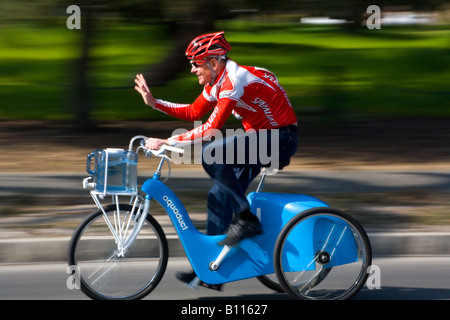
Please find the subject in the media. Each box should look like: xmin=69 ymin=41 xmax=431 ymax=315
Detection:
xmin=152 ymin=59 xmax=297 ymax=146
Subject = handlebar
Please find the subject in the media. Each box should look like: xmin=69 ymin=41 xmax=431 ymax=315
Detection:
xmin=133 ymin=136 xmax=184 ymax=181
xmin=129 ymin=135 xmax=184 ymax=158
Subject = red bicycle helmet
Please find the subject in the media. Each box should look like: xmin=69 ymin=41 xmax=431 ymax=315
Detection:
xmin=185 ymin=31 xmax=231 ymax=61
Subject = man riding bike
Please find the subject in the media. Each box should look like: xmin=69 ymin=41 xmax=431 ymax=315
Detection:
xmin=134 ymin=31 xmax=297 ymax=288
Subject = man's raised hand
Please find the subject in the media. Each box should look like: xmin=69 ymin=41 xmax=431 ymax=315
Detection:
xmin=134 ymin=74 xmax=156 ymax=107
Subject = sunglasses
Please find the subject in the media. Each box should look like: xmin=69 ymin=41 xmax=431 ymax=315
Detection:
xmin=190 ymin=59 xmax=208 ymax=68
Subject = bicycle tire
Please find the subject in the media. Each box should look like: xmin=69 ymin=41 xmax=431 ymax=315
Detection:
xmin=257 ymin=275 xmax=284 ymax=293
xmin=274 ymin=207 xmax=372 ymax=300
xmin=68 ymin=204 xmax=168 ymax=300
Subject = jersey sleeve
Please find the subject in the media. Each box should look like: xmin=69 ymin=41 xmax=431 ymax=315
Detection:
xmin=153 ymin=92 xmax=215 ymax=121
xmin=168 ymin=98 xmax=237 ymax=147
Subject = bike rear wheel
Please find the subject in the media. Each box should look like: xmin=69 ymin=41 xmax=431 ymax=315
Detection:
xmin=68 ymin=204 xmax=168 ymax=300
xmin=274 ymin=207 xmax=371 ymax=300
xmin=257 ymin=274 xmax=284 ymax=293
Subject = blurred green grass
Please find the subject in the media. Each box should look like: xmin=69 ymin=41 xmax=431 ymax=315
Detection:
xmin=0 ymin=22 xmax=448 ymax=122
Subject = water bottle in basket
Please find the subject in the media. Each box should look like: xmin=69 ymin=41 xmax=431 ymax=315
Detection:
xmin=85 ymin=148 xmax=138 ymax=196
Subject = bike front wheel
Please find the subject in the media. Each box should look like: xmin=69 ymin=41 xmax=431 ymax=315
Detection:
xmin=274 ymin=207 xmax=372 ymax=300
xmin=68 ymin=204 xmax=168 ymax=300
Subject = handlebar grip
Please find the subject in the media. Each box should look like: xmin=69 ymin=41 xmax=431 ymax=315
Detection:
xmin=139 ymin=139 xmax=184 ymax=155
xmin=163 ymin=145 xmax=184 ymax=155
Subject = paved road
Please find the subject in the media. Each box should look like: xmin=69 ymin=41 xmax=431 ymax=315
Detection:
xmin=1 ymin=170 xmax=450 ymax=196
xmin=2 ymin=169 xmax=450 ymax=264
xmin=1 ymin=257 xmax=450 ymax=300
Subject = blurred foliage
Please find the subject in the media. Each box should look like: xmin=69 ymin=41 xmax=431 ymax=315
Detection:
xmin=0 ymin=0 xmax=449 ymax=126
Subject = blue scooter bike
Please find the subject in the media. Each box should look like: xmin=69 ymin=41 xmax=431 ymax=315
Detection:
xmin=68 ymin=136 xmax=372 ymax=300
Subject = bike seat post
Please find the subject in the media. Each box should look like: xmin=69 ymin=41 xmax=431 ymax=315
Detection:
xmin=256 ymin=170 xmax=267 ymax=193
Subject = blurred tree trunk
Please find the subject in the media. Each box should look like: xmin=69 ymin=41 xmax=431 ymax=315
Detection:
xmin=73 ymin=7 xmax=94 ymax=131
xmin=145 ymin=2 xmax=218 ymax=86
xmin=70 ymin=0 xmax=220 ymax=130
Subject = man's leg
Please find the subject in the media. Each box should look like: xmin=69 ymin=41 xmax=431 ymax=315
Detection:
xmin=202 ymin=134 xmax=263 ymax=246
xmin=206 ymin=184 xmax=233 ymax=235
xmin=205 ymin=166 xmax=261 ymax=235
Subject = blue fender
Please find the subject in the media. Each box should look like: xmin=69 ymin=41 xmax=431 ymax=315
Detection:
xmin=312 ymin=216 xmax=359 ymax=268
xmin=247 ymin=191 xmax=330 ymax=230
xmin=247 ymin=192 xmax=359 ymax=272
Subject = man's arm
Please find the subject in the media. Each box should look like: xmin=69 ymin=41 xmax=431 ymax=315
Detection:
xmin=134 ymin=74 xmax=214 ymax=121
xmin=167 ymin=98 xmax=237 ymax=147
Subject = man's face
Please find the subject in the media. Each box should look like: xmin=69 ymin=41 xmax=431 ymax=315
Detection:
xmin=190 ymin=59 xmax=216 ymax=85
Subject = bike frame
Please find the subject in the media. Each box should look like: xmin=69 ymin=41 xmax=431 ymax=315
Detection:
xmin=139 ymin=158 xmax=359 ymax=285
xmin=85 ymin=139 xmax=360 ymax=287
